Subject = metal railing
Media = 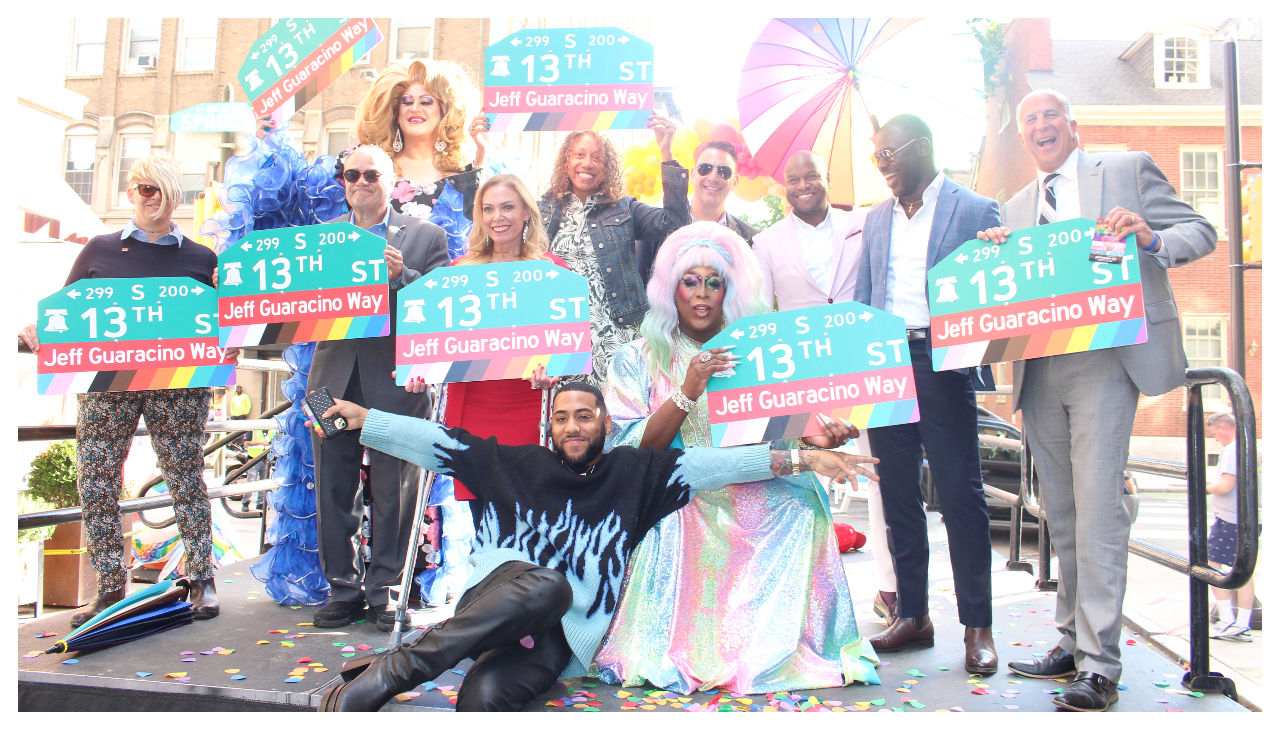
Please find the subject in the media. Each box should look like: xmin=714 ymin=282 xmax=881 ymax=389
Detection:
xmin=1002 ymin=367 xmax=1258 ymax=702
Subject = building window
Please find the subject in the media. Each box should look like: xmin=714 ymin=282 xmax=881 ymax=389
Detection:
xmin=1181 ymin=149 xmax=1222 ymax=230
xmin=65 ymin=136 xmax=96 ymax=205
xmin=1183 ymin=316 xmax=1227 ymax=403
xmin=180 ymin=161 xmax=207 ymax=205
xmin=1163 ymin=36 xmax=1198 ymax=84
xmin=394 ymin=20 xmax=434 ymax=60
xmin=71 ymin=19 xmax=107 ymax=76
xmin=117 ymin=134 xmax=152 ymax=207
xmin=123 ymin=18 xmax=162 ymax=73
xmin=326 ymin=128 xmax=352 ymax=157
xmin=179 ymin=18 xmax=217 ymax=71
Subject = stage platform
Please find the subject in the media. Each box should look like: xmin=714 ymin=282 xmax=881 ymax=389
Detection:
xmin=18 ymin=518 xmax=1249 ymax=713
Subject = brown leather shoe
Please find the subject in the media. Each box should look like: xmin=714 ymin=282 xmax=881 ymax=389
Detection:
xmin=869 ymin=615 xmax=934 ymax=653
xmin=964 ymin=626 xmax=998 ymax=674
xmin=873 ymin=591 xmax=898 ymax=622
xmin=70 ymin=587 xmax=128 ymax=628
xmin=187 ymin=578 xmax=220 ymax=620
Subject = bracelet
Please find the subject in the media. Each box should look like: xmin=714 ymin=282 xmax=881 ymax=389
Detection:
xmin=670 ymin=390 xmax=695 ymax=412
xmin=791 ymin=448 xmax=802 ymax=476
xmin=799 ymin=441 xmax=825 ymax=450
xmin=1141 ymin=233 xmax=1161 ymax=252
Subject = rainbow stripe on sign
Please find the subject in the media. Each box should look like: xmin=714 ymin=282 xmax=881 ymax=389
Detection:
xmin=711 ymin=399 xmax=920 ymax=447
xmin=37 ymin=365 xmax=237 ymax=395
xmin=396 ymin=351 xmax=592 ymax=384
xmin=220 ymin=315 xmax=389 ymax=347
xmin=290 ymin=28 xmax=384 ymax=111
xmin=485 ymin=109 xmax=652 ymax=133
xmin=931 ymin=317 xmax=1148 ymax=371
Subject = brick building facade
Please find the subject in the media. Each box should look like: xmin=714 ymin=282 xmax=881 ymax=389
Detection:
xmin=972 ymin=19 xmax=1263 ymax=442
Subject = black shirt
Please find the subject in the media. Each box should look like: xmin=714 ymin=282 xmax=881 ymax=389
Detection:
xmin=65 ymin=233 xmax=217 ymax=287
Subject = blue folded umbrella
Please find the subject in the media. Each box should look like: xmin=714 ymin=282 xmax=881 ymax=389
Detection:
xmin=46 ymin=579 xmax=194 ymax=655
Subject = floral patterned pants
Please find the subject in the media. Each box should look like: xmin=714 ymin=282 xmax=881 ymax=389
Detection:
xmin=77 ymin=388 xmax=214 ymax=591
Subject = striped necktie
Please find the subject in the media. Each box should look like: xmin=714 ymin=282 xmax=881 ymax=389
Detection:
xmin=1039 ymin=173 xmax=1060 ymax=225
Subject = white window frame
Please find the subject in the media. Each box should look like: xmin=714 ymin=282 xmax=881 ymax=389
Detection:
xmin=1153 ymin=30 xmax=1210 ymax=90
xmin=64 ymin=133 xmax=98 ymax=206
xmin=390 ymin=18 xmax=435 ymax=61
xmin=1179 ymin=146 xmax=1224 ymax=234
xmin=324 ymin=126 xmax=353 ymax=158
xmin=177 ymin=18 xmax=217 ymax=72
xmin=1182 ymin=314 xmax=1230 ymax=409
xmin=69 ymin=18 xmax=107 ymax=77
xmin=121 ymin=17 xmax=163 ymax=74
xmin=116 ymin=130 xmax=153 ymax=208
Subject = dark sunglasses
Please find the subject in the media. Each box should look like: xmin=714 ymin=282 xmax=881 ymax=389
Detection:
xmin=130 ymin=183 xmax=162 ymax=198
xmin=696 ymin=163 xmax=734 ymax=180
xmin=871 ymin=137 xmax=924 ymax=166
xmin=342 ymin=168 xmax=383 ymax=184
xmin=680 ymin=274 xmax=725 ymax=291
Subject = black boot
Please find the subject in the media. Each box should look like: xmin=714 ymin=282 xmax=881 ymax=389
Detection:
xmin=70 ymin=587 xmax=128 ymax=628
xmin=187 ymin=578 xmax=221 ymax=619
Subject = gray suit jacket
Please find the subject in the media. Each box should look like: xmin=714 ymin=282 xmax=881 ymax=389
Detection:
xmin=855 ymin=175 xmax=1002 ymax=312
xmin=1003 ymin=151 xmax=1217 ymax=410
xmin=308 ymin=209 xmax=450 ymax=416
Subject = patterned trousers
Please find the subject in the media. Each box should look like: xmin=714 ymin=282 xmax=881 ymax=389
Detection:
xmin=77 ymin=388 xmax=214 ymax=591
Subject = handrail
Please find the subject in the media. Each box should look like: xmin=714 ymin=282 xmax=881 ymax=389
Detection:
xmin=17 ymin=478 xmax=278 ymax=530
xmin=18 ymin=418 xmax=282 ymax=442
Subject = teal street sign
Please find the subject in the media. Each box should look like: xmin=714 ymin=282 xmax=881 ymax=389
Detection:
xmin=238 ymin=18 xmax=383 ymax=118
xmin=35 ymin=277 xmax=234 ymax=394
xmin=395 ymin=259 xmax=592 ymax=384
xmin=927 ymin=217 xmax=1147 ymax=371
xmin=216 ymin=222 xmax=390 ymax=347
xmin=483 ymin=27 xmax=656 ymax=132
xmin=169 ymin=102 xmax=256 ymax=133
xmin=703 ymin=302 xmax=920 ymax=447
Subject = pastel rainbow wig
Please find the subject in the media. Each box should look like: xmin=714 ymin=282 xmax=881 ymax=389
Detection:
xmin=638 ymin=221 xmax=769 ymax=382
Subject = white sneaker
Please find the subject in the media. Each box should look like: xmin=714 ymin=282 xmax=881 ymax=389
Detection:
xmin=1211 ymin=622 xmax=1253 ymax=642
xmin=1209 ymin=618 xmax=1236 ymax=637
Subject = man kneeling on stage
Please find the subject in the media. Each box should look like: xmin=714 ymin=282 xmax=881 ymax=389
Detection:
xmin=314 ymin=381 xmax=878 ymax=711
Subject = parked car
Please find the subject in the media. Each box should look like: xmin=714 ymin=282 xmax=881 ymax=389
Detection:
xmin=921 ymin=407 xmax=1139 ymax=527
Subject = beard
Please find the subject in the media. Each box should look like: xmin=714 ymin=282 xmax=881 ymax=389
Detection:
xmin=556 ymin=430 xmax=606 ymax=470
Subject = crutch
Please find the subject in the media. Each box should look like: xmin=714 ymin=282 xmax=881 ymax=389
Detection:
xmin=538 ymin=380 xmax=558 ymax=450
xmin=387 ymin=382 xmax=445 ymax=647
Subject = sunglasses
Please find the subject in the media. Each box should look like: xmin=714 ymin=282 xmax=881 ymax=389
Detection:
xmin=696 ymin=163 xmax=734 ymax=180
xmin=130 ymin=184 xmax=162 ymax=198
xmin=680 ymin=274 xmax=725 ymax=291
xmin=871 ymin=137 xmax=925 ymax=166
xmin=342 ymin=168 xmax=383 ymax=184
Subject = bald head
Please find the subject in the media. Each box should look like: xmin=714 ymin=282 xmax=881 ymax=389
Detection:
xmin=871 ymin=114 xmax=936 ymax=200
xmin=1016 ymin=89 xmax=1078 ymax=172
xmin=782 ymin=150 xmax=830 ymax=225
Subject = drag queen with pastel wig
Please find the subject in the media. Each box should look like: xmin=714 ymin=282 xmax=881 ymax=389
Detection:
xmin=593 ymin=222 xmax=880 ymax=694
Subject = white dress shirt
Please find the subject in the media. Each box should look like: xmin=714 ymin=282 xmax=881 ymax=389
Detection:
xmin=793 ymin=207 xmax=834 ymax=294
xmin=884 ymin=171 xmax=946 ymax=328
xmin=1036 ymin=147 xmax=1081 ymax=221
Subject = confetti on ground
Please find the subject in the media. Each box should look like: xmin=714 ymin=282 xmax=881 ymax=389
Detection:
xmin=357 ymin=644 xmax=371 ymax=651
xmin=396 ymin=692 xmax=421 ymax=701
xmin=280 ymin=641 xmax=295 ymax=647
xmin=224 ymin=579 xmax=234 ymax=583
xmin=180 ymin=651 xmax=195 ymax=656
xmin=314 ymin=668 xmax=330 ymax=673
xmin=218 ymin=649 xmax=235 ymax=655
xmin=971 ymin=689 xmax=989 ymax=695
xmin=869 ymin=699 xmax=885 ymax=706
xmin=285 ymin=677 xmax=302 ymax=683
xmin=297 ymin=657 xmax=313 ymax=663
xmin=268 ymin=630 xmax=286 ymax=634
xmin=906 ymin=669 xmax=926 ymax=677
xmin=200 ymin=651 xmax=215 ymax=655
xmin=905 ymin=700 xmax=925 ymax=708
xmin=257 ymin=641 xmax=270 ymax=645
xmin=247 ymin=596 xmax=258 ymax=600
xmin=181 ymin=658 xmax=196 ymax=663
xmin=165 ymin=672 xmax=186 ymax=678
xmin=230 ymin=675 xmax=246 ymax=680
xmin=224 ymin=669 xmax=241 ymax=674
xmin=62 ymin=659 xmax=79 ymax=665
xmin=175 ymin=677 xmax=191 ymax=682
xmin=936 ymin=666 xmax=950 ymax=671
xmin=1154 ymin=681 xmax=1170 ymax=688
xmin=1004 ymin=705 xmax=1020 ymax=710
xmin=22 ymin=652 xmax=42 ymax=659
xmin=136 ymin=672 xmax=152 ymax=678
xmin=298 ymin=623 xmax=314 ymax=626
xmin=35 ymin=631 xmax=56 ymax=638
xmin=1117 ymin=684 xmax=1128 ymax=691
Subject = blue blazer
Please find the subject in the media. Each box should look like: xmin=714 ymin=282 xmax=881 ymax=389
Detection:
xmin=854 ymin=176 xmax=1001 ymax=315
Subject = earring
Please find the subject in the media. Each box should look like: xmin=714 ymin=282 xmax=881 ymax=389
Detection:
xmin=392 ymin=128 xmax=403 ymax=153
xmin=522 ymin=222 xmax=529 ymax=243
xmin=435 ymin=139 xmax=447 ymax=153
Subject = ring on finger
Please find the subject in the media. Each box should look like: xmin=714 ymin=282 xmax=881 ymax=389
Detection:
xmin=699 ymin=351 xmax=712 ymax=363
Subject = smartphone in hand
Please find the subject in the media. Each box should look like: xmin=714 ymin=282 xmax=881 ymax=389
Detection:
xmin=302 ymin=387 xmax=348 ymax=438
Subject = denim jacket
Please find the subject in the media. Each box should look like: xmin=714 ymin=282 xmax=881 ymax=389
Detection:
xmin=539 ymin=161 xmax=691 ymax=327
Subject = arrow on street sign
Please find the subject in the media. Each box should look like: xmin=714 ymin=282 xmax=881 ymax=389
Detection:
xmin=859 ymin=312 xmax=873 ymax=321
xmin=730 ymin=329 xmax=744 ymax=339
xmin=424 ymin=280 xmax=438 ymax=288
xmin=67 ymin=290 xmax=81 ymax=299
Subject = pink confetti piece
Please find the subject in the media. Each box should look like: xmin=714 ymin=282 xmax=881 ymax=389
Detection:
xmin=519 ymin=635 xmax=535 ymax=649
xmin=180 ymin=651 xmax=195 ymax=656
xmin=22 ymin=652 xmax=41 ymax=659
xmin=200 ymin=651 xmax=215 ymax=655
xmin=181 ymin=658 xmax=196 ymax=663
xmin=211 ymin=647 xmax=225 ymax=651
xmin=175 ymin=677 xmax=192 ymax=682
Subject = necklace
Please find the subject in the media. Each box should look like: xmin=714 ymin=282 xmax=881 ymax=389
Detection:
xmin=675 ymin=333 xmax=712 ymax=447
xmin=902 ymin=199 xmax=924 ymax=214
xmin=139 ymin=224 xmax=171 ymax=234
xmin=563 ymin=460 xmax=598 ymax=476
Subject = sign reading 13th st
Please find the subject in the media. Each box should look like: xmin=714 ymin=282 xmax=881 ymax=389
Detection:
xmin=927 ymin=217 xmax=1147 ymax=372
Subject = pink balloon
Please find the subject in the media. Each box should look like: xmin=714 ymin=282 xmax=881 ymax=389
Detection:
xmin=709 ymin=122 xmax=739 ymax=144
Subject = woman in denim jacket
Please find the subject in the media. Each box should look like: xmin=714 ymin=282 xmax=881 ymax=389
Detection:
xmin=536 ymin=117 xmax=691 ymax=389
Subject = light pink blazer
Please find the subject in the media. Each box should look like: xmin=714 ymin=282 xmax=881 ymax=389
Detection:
xmin=754 ymin=207 xmax=867 ymax=311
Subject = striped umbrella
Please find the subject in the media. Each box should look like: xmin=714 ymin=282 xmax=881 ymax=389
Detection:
xmin=738 ymin=18 xmax=919 ymax=207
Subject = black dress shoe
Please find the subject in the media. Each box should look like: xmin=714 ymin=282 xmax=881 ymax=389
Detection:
xmin=1009 ymin=645 xmax=1076 ymax=679
xmin=70 ymin=587 xmax=128 ymax=628
xmin=1053 ymin=671 xmax=1119 ymax=712
xmin=187 ymin=578 xmax=221 ymax=620
xmin=314 ymin=599 xmax=367 ymax=628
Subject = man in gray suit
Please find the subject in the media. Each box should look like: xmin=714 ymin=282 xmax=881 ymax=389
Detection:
xmin=977 ymin=89 xmax=1215 ymax=711
xmin=310 ymin=145 xmax=450 ymax=631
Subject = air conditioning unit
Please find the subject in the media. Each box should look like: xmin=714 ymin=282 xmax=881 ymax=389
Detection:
xmin=136 ymin=55 xmax=157 ymax=70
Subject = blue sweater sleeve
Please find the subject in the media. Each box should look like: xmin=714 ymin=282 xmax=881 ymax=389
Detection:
xmin=670 ymin=444 xmax=773 ymax=491
xmin=358 ymin=409 xmax=467 ymax=474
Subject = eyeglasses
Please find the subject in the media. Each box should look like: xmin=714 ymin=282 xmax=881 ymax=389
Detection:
xmin=696 ymin=163 xmax=735 ymax=180
xmin=130 ymin=184 xmax=162 ymax=198
xmin=680 ymin=274 xmax=725 ymax=291
xmin=342 ymin=168 xmax=383 ymax=184
xmin=871 ymin=137 xmax=925 ymax=166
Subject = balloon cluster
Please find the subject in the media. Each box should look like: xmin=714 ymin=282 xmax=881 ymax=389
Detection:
xmin=621 ymin=117 xmax=780 ymax=204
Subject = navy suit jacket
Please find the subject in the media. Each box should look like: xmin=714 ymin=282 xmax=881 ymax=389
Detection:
xmin=854 ymin=176 xmax=1001 ymax=319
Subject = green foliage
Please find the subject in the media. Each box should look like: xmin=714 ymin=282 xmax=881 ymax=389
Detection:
xmin=18 ymin=492 xmax=57 ymax=544
xmin=25 ymin=441 xmax=80 ymax=510
xmin=967 ymin=18 xmax=1007 ymax=98
xmin=738 ymin=194 xmax=786 ymax=231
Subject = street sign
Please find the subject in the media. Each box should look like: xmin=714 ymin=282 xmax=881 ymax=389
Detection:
xmin=703 ymin=302 xmax=919 ymax=447
xmin=238 ymin=18 xmax=383 ymax=119
xmin=927 ymin=217 xmax=1147 ymax=372
xmin=169 ymin=102 xmax=256 ymax=133
xmin=216 ymin=222 xmax=391 ymax=347
xmin=483 ymin=27 xmax=655 ymax=133
xmin=395 ymin=260 xmax=592 ymax=384
xmin=35 ymin=277 xmax=235 ymax=395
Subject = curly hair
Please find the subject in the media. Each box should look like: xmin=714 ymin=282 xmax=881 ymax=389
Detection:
xmin=541 ymin=131 xmax=625 ymax=206
xmin=456 ymin=174 xmax=549 ymax=264
xmin=354 ymin=59 xmax=477 ymax=178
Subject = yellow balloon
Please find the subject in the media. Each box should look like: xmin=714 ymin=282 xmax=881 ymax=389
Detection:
xmin=671 ymin=127 xmax=700 ymax=159
xmin=692 ymin=118 xmax=714 ymax=143
xmin=642 ymin=156 xmax=662 ymax=177
xmin=675 ymin=152 xmax=694 ymax=170
xmin=735 ymin=175 xmax=767 ymax=202
xmin=623 ymin=145 xmax=648 ymax=168
xmin=645 ymin=139 xmax=661 ymax=158
xmin=768 ymin=182 xmax=785 ymax=198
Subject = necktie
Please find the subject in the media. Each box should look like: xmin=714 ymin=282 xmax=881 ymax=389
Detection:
xmin=1039 ymin=173 xmax=1060 ymax=225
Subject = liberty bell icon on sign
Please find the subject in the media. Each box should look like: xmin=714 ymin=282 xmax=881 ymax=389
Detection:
xmin=222 ymin=262 xmax=243 ymax=286
xmin=44 ymin=309 xmax=69 ymax=333
xmin=935 ymin=276 xmax=959 ymax=303
xmin=403 ymin=299 xmax=426 ymax=324
xmin=491 ymin=55 xmax=510 ymax=77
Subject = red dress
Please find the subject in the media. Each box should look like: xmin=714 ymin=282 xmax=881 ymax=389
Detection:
xmin=444 ymin=253 xmax=568 ymax=497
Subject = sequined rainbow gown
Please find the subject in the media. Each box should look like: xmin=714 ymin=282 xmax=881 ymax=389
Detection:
xmin=593 ymin=335 xmax=879 ymax=694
